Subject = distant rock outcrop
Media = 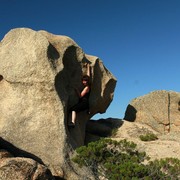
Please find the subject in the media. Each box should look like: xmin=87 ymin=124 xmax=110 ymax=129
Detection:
xmin=124 ymin=90 xmax=180 ymax=133
xmin=0 ymin=28 xmax=116 ymax=179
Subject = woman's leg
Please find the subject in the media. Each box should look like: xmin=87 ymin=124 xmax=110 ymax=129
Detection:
xmin=71 ymin=111 xmax=76 ymax=124
xmin=68 ymin=101 xmax=88 ymax=127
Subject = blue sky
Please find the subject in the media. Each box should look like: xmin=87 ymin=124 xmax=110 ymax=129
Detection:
xmin=1 ymin=0 xmax=180 ymax=119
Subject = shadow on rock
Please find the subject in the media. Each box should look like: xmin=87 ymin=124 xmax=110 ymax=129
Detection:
xmin=85 ymin=118 xmax=124 ymax=144
xmin=124 ymin=104 xmax=137 ymax=122
xmin=0 ymin=137 xmax=44 ymax=165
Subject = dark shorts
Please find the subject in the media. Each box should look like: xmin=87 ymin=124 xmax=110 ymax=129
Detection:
xmin=70 ymin=99 xmax=89 ymax=113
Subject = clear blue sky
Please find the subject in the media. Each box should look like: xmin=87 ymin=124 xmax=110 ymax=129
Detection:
xmin=1 ymin=0 xmax=180 ymax=119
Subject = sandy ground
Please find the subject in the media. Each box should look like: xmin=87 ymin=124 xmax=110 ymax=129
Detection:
xmin=113 ymin=120 xmax=180 ymax=161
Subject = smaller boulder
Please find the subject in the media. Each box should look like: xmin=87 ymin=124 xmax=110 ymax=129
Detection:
xmin=124 ymin=90 xmax=180 ymax=133
xmin=0 ymin=157 xmax=54 ymax=180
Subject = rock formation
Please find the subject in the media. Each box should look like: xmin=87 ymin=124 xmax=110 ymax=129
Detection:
xmin=0 ymin=149 xmax=54 ymax=180
xmin=124 ymin=90 xmax=180 ymax=133
xmin=0 ymin=28 xmax=116 ymax=179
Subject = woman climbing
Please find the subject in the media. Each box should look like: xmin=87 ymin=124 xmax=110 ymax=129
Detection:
xmin=68 ymin=63 xmax=91 ymax=127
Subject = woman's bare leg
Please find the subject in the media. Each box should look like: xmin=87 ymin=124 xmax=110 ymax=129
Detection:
xmin=71 ymin=111 xmax=76 ymax=124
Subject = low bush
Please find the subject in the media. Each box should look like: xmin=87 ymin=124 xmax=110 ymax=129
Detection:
xmin=147 ymin=158 xmax=180 ymax=180
xmin=139 ymin=133 xmax=158 ymax=141
xmin=72 ymin=138 xmax=180 ymax=180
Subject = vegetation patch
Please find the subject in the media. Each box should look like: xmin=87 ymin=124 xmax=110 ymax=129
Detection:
xmin=72 ymin=138 xmax=180 ymax=179
xmin=139 ymin=133 xmax=158 ymax=141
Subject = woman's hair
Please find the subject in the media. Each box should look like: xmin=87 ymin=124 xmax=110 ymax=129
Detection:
xmin=82 ymin=75 xmax=90 ymax=85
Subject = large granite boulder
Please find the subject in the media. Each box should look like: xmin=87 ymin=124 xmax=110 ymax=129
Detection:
xmin=124 ymin=90 xmax=180 ymax=133
xmin=0 ymin=28 xmax=116 ymax=179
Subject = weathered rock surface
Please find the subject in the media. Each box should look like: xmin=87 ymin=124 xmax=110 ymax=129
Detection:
xmin=0 ymin=149 xmax=13 ymax=159
xmin=0 ymin=28 xmax=116 ymax=179
xmin=124 ymin=90 xmax=180 ymax=133
xmin=0 ymin=156 xmax=54 ymax=180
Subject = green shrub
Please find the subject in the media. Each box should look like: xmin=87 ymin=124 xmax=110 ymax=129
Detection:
xmin=72 ymin=138 xmax=180 ymax=180
xmin=72 ymin=138 xmax=149 ymax=179
xmin=139 ymin=133 xmax=158 ymax=141
xmin=147 ymin=158 xmax=180 ymax=180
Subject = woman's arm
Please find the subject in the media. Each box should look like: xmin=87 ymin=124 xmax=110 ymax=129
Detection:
xmin=83 ymin=63 xmax=91 ymax=77
xmin=74 ymin=86 xmax=89 ymax=98
xmin=86 ymin=63 xmax=91 ymax=77
xmin=80 ymin=86 xmax=90 ymax=97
